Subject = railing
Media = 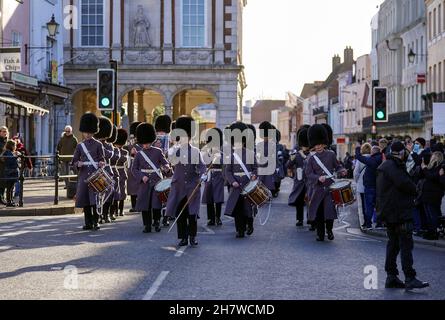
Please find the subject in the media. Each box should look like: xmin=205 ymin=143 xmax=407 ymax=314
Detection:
xmin=0 ymin=153 xmax=76 ymax=208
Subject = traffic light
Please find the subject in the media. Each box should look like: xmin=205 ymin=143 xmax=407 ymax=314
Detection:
xmin=97 ymin=69 xmax=115 ymax=111
xmin=373 ymin=87 xmax=388 ymax=123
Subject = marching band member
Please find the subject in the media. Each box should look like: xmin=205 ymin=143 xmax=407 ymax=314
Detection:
xmin=305 ymin=124 xmax=346 ymax=242
xmin=257 ymin=121 xmax=278 ymax=197
xmin=114 ymin=129 xmax=129 ymax=217
xmin=224 ymin=122 xmax=258 ymax=239
xmin=126 ymin=121 xmax=142 ymax=213
xmin=132 ymin=123 xmax=170 ymax=233
xmin=154 ymin=115 xmax=172 ymax=155
xmin=71 ymin=113 xmax=105 ymax=231
xmin=288 ymin=126 xmax=310 ymax=227
xmin=94 ymin=117 xmax=115 ymax=224
xmin=202 ymin=128 xmax=225 ymax=227
xmin=107 ymin=125 xmax=120 ymax=221
xmin=274 ymin=127 xmax=286 ymax=196
xmin=322 ymin=123 xmax=336 ymax=154
xmin=166 ymin=116 xmax=206 ymax=247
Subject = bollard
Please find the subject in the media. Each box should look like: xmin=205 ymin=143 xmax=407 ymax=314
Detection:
xmin=18 ymin=155 xmax=25 ymax=208
xmin=54 ymin=152 xmax=59 ymax=205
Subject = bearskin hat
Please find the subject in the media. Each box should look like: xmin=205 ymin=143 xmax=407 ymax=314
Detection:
xmin=136 ymin=123 xmax=157 ymax=145
xmin=322 ymin=124 xmax=333 ymax=146
xmin=205 ymin=128 xmax=223 ymax=147
xmin=229 ymin=122 xmax=248 ymax=146
xmin=247 ymin=124 xmax=257 ymax=142
xmin=94 ymin=117 xmax=113 ymax=140
xmin=171 ymin=121 xmax=177 ymax=131
xmin=130 ymin=121 xmax=142 ymax=136
xmin=259 ymin=121 xmax=274 ymax=138
xmin=155 ymin=115 xmax=172 ymax=134
xmin=106 ymin=125 xmax=118 ymax=144
xmin=79 ymin=113 xmax=99 ymax=134
xmin=297 ymin=127 xmax=310 ymax=148
xmin=175 ymin=116 xmax=194 ymax=138
xmin=308 ymin=124 xmax=329 ymax=148
xmin=115 ymin=129 xmax=128 ymax=146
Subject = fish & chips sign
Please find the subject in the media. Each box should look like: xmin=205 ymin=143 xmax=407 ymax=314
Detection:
xmin=0 ymin=47 xmax=21 ymax=72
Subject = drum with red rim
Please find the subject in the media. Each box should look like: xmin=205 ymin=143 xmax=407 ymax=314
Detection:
xmin=154 ymin=178 xmax=172 ymax=204
xmin=329 ymin=180 xmax=355 ymax=207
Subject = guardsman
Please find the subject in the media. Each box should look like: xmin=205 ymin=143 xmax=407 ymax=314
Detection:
xmin=201 ymin=128 xmax=225 ymax=227
xmin=154 ymin=115 xmax=172 ymax=155
xmin=71 ymin=113 xmax=105 ymax=231
xmin=224 ymin=122 xmax=258 ymax=239
xmin=94 ymin=117 xmax=115 ymax=224
xmin=126 ymin=121 xmax=142 ymax=213
xmin=287 ymin=126 xmax=310 ymax=227
xmin=132 ymin=123 xmax=170 ymax=233
xmin=107 ymin=125 xmax=120 ymax=221
xmin=114 ymin=128 xmax=129 ymax=217
xmin=257 ymin=121 xmax=278 ymax=197
xmin=166 ymin=116 xmax=206 ymax=247
xmin=305 ymin=124 xmax=346 ymax=242
xmin=274 ymin=127 xmax=286 ymax=196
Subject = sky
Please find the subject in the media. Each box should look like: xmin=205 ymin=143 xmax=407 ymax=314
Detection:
xmin=243 ymin=0 xmax=382 ymax=102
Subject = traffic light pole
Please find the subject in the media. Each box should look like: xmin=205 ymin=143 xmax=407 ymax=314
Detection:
xmin=110 ymin=60 xmax=118 ymax=126
xmin=371 ymin=80 xmax=379 ymax=140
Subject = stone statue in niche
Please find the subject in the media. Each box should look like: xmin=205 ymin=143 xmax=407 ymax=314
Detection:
xmin=133 ymin=5 xmax=151 ymax=47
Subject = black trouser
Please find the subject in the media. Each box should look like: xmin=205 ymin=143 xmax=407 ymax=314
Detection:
xmin=176 ymin=197 xmax=197 ymax=240
xmin=118 ymin=200 xmax=124 ymax=215
xmin=0 ymin=186 xmax=5 ymax=199
xmin=5 ymin=181 xmax=15 ymax=204
xmin=316 ymin=204 xmax=333 ymax=239
xmin=84 ymin=206 xmax=98 ymax=227
xmin=131 ymin=195 xmax=137 ymax=210
xmin=234 ymin=197 xmax=247 ymax=233
xmin=385 ymin=222 xmax=416 ymax=279
xmin=295 ymin=191 xmax=306 ymax=223
xmin=102 ymin=202 xmax=111 ymax=219
xmin=207 ymin=203 xmax=222 ymax=222
xmin=142 ymin=209 xmax=161 ymax=228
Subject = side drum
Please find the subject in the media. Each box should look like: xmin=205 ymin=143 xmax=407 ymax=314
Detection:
xmin=241 ymin=180 xmax=272 ymax=208
xmin=86 ymin=169 xmax=113 ymax=194
xmin=155 ymin=178 xmax=172 ymax=205
xmin=329 ymin=180 xmax=355 ymax=207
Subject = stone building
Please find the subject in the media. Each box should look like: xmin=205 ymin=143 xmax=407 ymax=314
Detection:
xmin=62 ymin=0 xmax=247 ymax=136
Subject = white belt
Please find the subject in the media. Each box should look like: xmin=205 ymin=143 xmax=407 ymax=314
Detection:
xmin=141 ymin=169 xmax=156 ymax=174
xmin=234 ymin=173 xmax=246 ymax=177
xmin=115 ymin=166 xmax=126 ymax=170
xmin=83 ymin=162 xmax=98 ymax=167
xmin=211 ymin=169 xmax=223 ymax=172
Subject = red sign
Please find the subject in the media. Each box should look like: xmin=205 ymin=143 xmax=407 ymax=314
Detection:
xmin=336 ymin=138 xmax=346 ymax=144
xmin=417 ymin=74 xmax=426 ymax=84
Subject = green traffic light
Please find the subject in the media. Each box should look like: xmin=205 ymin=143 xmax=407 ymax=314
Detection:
xmin=376 ymin=111 xmax=385 ymax=120
xmin=101 ymin=97 xmax=111 ymax=108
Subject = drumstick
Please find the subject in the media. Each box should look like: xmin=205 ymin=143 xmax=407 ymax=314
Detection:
xmin=168 ymin=158 xmax=216 ymax=234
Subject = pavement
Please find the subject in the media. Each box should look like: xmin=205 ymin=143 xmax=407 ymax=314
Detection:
xmin=0 ymin=178 xmax=444 ymax=300
xmin=0 ymin=180 xmax=77 ymax=216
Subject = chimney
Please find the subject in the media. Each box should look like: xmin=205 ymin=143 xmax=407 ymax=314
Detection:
xmin=344 ymin=46 xmax=354 ymax=65
xmin=332 ymin=54 xmax=341 ymax=71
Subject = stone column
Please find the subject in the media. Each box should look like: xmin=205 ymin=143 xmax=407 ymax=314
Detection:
xmin=214 ymin=0 xmax=225 ymax=64
xmin=137 ymin=90 xmax=145 ymax=122
xmin=163 ymin=0 xmax=174 ymax=64
xmin=111 ymin=0 xmax=122 ymax=61
xmin=128 ymin=91 xmax=135 ymax=123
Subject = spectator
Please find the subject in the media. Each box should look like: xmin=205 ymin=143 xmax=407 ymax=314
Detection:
xmin=376 ymin=141 xmax=429 ymax=290
xmin=411 ymin=138 xmax=431 ymax=167
xmin=419 ymin=152 xmax=444 ymax=241
xmin=344 ymin=152 xmax=354 ymax=179
xmin=1 ymin=140 xmax=19 ymax=207
xmin=57 ymin=126 xmax=78 ymax=187
xmin=356 ymin=143 xmax=383 ymax=229
xmin=379 ymin=138 xmax=389 ymax=161
xmin=0 ymin=126 xmax=9 ymax=205
xmin=12 ymin=136 xmax=32 ymax=199
xmin=354 ymin=143 xmax=371 ymax=229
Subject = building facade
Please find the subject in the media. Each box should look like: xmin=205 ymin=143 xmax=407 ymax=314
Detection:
xmin=425 ymin=0 xmax=445 ymax=138
xmin=62 ymin=0 xmax=247 ymax=137
xmin=371 ymin=0 xmax=426 ymax=138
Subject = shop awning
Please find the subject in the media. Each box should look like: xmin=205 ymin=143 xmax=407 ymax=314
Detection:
xmin=0 ymin=96 xmax=49 ymax=115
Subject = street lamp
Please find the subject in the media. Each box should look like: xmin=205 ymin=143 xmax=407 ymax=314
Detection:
xmin=25 ymin=15 xmax=59 ymax=65
xmin=407 ymin=48 xmax=427 ymax=64
xmin=46 ymin=14 xmax=60 ymax=38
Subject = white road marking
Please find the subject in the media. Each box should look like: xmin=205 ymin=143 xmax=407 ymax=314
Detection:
xmin=142 ymin=271 xmax=169 ymax=300
xmin=175 ymin=246 xmax=188 ymax=257
xmin=198 ymin=225 xmax=215 ymax=235
xmin=346 ymin=237 xmax=380 ymax=242
xmin=333 ymin=221 xmax=350 ymax=231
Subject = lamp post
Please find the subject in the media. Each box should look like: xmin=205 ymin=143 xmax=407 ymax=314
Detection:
xmin=25 ymin=14 xmax=59 ymax=65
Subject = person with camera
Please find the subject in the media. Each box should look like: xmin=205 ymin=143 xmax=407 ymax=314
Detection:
xmin=376 ymin=141 xmax=429 ymax=290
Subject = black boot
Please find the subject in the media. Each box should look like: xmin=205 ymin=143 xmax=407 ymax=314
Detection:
xmin=236 ymin=231 xmax=245 ymax=238
xmin=162 ymin=216 xmax=170 ymax=227
xmin=190 ymin=237 xmax=198 ymax=246
xmin=143 ymin=226 xmax=152 ymax=233
xmin=154 ymin=221 xmax=161 ymax=233
xmin=405 ymin=277 xmax=430 ymax=290
xmin=207 ymin=219 xmax=216 ymax=226
xmin=327 ymin=230 xmax=335 ymax=241
xmin=216 ymin=218 xmax=223 ymax=226
xmin=178 ymin=238 xmax=188 ymax=247
xmin=296 ymin=221 xmax=304 ymax=227
xmin=385 ymin=275 xmax=405 ymax=289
